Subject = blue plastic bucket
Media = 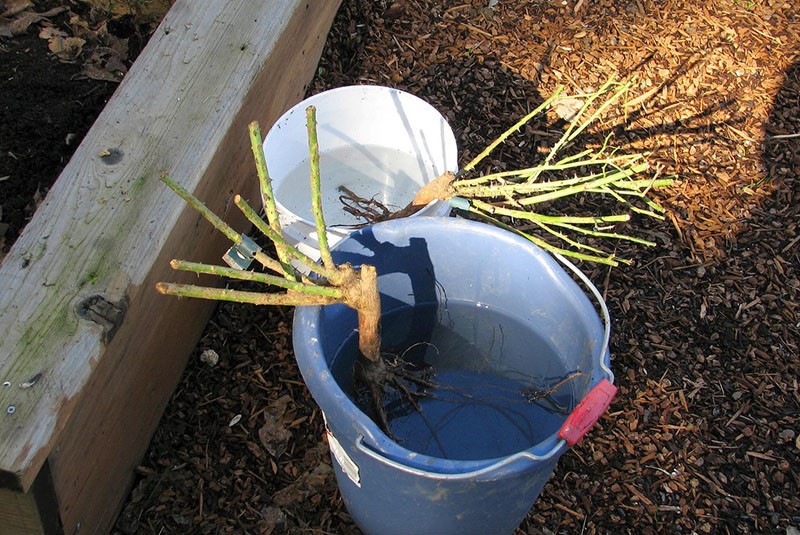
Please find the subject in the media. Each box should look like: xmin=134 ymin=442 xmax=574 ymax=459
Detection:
xmin=292 ymin=217 xmax=614 ymax=535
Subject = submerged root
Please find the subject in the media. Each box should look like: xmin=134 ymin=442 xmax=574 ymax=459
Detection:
xmin=354 ymin=353 xmax=437 ymax=438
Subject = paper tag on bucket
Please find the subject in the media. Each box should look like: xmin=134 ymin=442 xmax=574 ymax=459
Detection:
xmin=326 ymin=429 xmax=361 ymax=488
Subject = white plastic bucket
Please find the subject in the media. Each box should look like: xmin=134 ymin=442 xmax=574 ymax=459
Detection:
xmin=262 ymin=85 xmax=458 ymax=261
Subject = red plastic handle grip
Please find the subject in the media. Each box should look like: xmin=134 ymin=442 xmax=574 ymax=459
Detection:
xmin=558 ymin=378 xmax=618 ymax=447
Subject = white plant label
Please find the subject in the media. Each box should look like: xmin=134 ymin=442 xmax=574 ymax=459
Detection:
xmin=326 ymin=429 xmax=361 ymax=488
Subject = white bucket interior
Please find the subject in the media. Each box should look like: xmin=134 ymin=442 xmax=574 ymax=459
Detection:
xmin=262 ymin=85 xmax=458 ymax=261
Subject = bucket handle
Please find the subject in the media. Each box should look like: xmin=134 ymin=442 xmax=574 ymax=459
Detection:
xmin=550 ymin=253 xmax=617 ymax=445
xmin=354 ymin=252 xmax=615 ymax=478
xmin=551 ymin=252 xmax=613 ymax=383
xmin=354 ymin=435 xmax=565 ymax=480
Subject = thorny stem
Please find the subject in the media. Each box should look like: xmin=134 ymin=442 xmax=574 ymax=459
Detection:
xmin=469 ymin=209 xmax=626 ymax=266
xmin=248 ymin=121 xmax=294 ymax=278
xmin=535 ymin=219 xmax=655 ymax=247
xmin=161 ymin=175 xmax=236 ymax=241
xmin=156 ymin=282 xmax=339 ymax=306
xmin=613 ymin=178 xmax=675 ymax=190
xmin=462 ymin=86 xmax=565 ymax=173
xmin=306 ymin=105 xmax=335 ymax=271
xmin=168 ymin=259 xmax=343 ymax=298
xmin=593 ymin=182 xmax=669 ymax=220
xmin=469 ymin=198 xmax=630 ymax=226
xmin=233 ymin=194 xmax=340 ymax=282
xmin=540 ymin=79 xmax=621 ymax=170
xmin=454 ymin=153 xmax=644 ymax=191
xmin=159 ymin=108 xmax=383 ymax=361
xmin=516 ymin=162 xmax=651 ymax=206
xmin=385 ymin=78 xmax=673 ymax=265
xmin=160 ymin=175 xmax=284 ymax=275
xmin=527 ymin=219 xmax=624 ymax=259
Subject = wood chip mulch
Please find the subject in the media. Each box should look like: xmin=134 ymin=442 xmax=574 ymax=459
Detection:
xmin=113 ymin=1 xmax=799 ymax=533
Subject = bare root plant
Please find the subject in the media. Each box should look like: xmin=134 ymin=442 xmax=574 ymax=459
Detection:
xmin=157 ymin=80 xmax=671 ymax=436
xmin=157 ymin=107 xmax=437 ymax=433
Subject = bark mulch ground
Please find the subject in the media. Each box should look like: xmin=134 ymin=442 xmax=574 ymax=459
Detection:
xmin=2 ymin=0 xmax=798 ymax=534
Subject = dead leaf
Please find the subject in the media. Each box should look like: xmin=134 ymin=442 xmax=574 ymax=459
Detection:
xmin=86 ymin=0 xmax=173 ymax=21
xmin=68 ymin=12 xmax=91 ymax=37
xmin=259 ymin=506 xmax=286 ymax=535
xmin=106 ymin=34 xmax=130 ymax=60
xmin=104 ymin=56 xmax=128 ymax=75
xmin=271 ymin=394 xmax=293 ymax=417
xmin=1 ymin=5 xmax=66 ymax=35
xmin=271 ymin=464 xmax=333 ymax=507
xmin=38 ymin=25 xmax=66 ymax=40
xmin=48 ymin=36 xmax=85 ymax=60
xmin=271 ymin=483 xmax=304 ymax=508
xmin=258 ymin=413 xmax=292 ymax=458
xmin=256 ymin=395 xmax=294 ymax=458
xmin=81 ymin=63 xmax=122 ymax=82
xmin=0 ymin=0 xmax=33 ymax=18
xmin=4 ymin=10 xmax=43 ymax=35
xmin=38 ymin=6 xmax=68 ymax=18
xmin=553 ymin=97 xmax=584 ymax=121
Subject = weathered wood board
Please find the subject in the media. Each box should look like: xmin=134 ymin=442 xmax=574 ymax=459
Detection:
xmin=0 ymin=1 xmax=342 ymax=533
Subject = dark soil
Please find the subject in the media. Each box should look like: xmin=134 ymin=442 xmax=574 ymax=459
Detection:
xmin=0 ymin=0 xmax=156 ymax=256
xmin=1 ymin=32 xmax=102 ymax=248
xmin=2 ymin=0 xmax=799 ymax=534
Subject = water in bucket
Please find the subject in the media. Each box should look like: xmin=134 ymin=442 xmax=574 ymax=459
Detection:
xmin=330 ymin=300 xmax=581 ymax=461
xmin=274 ymin=144 xmax=428 ymax=227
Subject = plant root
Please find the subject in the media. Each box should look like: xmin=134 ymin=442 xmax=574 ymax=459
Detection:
xmin=354 ymin=353 xmax=437 ymax=438
xmin=337 ymin=185 xmax=393 ymax=225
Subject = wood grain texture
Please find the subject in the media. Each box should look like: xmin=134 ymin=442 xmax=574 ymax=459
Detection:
xmin=0 ymin=0 xmax=341 ymax=531
xmin=0 ymin=487 xmax=42 ymax=535
xmin=0 ymin=461 xmax=60 ymax=535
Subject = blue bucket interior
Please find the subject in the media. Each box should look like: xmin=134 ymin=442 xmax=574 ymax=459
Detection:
xmin=294 ymin=217 xmax=610 ymax=474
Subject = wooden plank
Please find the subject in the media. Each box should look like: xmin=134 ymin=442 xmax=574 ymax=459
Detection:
xmin=0 ymin=462 xmax=60 ymax=535
xmin=0 ymin=488 xmax=41 ymax=535
xmin=0 ymin=0 xmax=341 ymax=532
